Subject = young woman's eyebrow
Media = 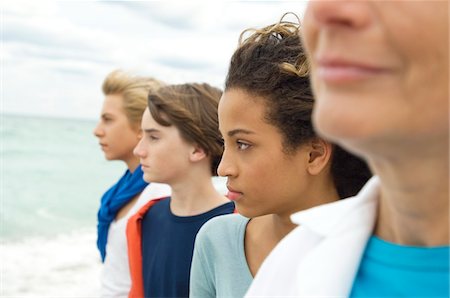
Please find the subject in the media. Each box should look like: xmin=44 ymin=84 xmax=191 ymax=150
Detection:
xmin=227 ymin=129 xmax=255 ymax=137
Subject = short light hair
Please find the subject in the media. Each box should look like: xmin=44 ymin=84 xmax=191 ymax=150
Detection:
xmin=102 ymin=69 xmax=164 ymax=127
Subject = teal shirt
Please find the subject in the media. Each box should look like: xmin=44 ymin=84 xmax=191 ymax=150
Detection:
xmin=350 ymin=236 xmax=450 ymax=297
xmin=190 ymin=214 xmax=253 ymax=298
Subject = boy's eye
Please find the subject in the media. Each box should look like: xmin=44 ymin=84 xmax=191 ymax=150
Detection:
xmin=149 ymin=136 xmax=159 ymax=141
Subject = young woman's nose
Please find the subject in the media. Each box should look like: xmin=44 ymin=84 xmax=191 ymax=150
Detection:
xmin=217 ymin=150 xmax=237 ymax=178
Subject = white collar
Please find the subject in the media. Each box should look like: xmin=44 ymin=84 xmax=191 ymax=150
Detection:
xmin=290 ymin=176 xmax=380 ymax=236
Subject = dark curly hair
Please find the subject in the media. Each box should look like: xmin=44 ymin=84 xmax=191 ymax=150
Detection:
xmin=225 ymin=13 xmax=371 ymax=198
xmin=147 ymin=83 xmax=223 ymax=175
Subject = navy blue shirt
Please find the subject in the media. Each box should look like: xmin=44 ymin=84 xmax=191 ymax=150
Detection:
xmin=141 ymin=198 xmax=235 ymax=298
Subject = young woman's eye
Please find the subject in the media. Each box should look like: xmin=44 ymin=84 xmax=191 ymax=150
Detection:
xmin=148 ymin=135 xmax=159 ymax=141
xmin=236 ymin=140 xmax=250 ymax=151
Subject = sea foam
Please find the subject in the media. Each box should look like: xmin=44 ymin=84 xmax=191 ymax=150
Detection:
xmin=2 ymin=229 xmax=101 ymax=297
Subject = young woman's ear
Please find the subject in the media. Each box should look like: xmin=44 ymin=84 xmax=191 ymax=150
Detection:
xmin=307 ymin=138 xmax=333 ymax=175
xmin=189 ymin=145 xmax=207 ymax=163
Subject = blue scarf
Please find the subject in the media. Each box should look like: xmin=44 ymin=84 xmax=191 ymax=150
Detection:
xmin=97 ymin=165 xmax=148 ymax=262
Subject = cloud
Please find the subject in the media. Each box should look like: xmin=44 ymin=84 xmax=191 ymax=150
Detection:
xmin=105 ymin=1 xmax=222 ymax=30
xmin=2 ymin=1 xmax=308 ymax=120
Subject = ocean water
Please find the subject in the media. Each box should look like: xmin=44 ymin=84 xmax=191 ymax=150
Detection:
xmin=1 ymin=114 xmax=226 ymax=297
xmin=1 ymin=114 xmax=123 ymax=296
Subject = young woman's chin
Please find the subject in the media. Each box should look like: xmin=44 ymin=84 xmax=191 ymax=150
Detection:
xmin=235 ymin=204 xmax=264 ymax=219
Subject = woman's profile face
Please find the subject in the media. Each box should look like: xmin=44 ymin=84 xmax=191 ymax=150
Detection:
xmin=217 ymin=88 xmax=313 ymax=218
xmin=303 ymin=1 xmax=449 ymax=156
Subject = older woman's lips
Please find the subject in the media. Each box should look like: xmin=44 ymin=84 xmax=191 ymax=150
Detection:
xmin=316 ymin=58 xmax=390 ymax=84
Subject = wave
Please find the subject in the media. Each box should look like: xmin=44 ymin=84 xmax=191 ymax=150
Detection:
xmin=2 ymin=228 xmax=102 ymax=297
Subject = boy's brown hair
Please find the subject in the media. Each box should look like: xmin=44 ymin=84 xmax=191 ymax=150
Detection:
xmin=147 ymin=83 xmax=223 ymax=175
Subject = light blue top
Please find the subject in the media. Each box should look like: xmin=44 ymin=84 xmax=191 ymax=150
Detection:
xmin=190 ymin=214 xmax=253 ymax=298
xmin=350 ymin=236 xmax=450 ymax=297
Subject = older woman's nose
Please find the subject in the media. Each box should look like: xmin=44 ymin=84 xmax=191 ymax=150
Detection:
xmin=306 ymin=0 xmax=372 ymax=30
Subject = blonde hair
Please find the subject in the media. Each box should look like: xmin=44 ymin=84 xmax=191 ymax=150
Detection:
xmin=102 ymin=70 xmax=164 ymax=127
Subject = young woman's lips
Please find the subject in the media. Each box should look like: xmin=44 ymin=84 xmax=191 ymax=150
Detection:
xmin=226 ymin=187 xmax=243 ymax=201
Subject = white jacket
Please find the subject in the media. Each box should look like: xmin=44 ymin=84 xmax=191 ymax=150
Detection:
xmin=245 ymin=176 xmax=380 ymax=297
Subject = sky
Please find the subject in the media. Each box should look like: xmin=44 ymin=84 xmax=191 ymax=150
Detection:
xmin=2 ymin=1 xmax=308 ymax=120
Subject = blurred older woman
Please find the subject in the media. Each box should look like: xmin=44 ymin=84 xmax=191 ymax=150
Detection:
xmin=246 ymin=2 xmax=449 ymax=297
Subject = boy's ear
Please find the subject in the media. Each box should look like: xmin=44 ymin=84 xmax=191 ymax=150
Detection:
xmin=307 ymin=138 xmax=333 ymax=176
xmin=189 ymin=145 xmax=207 ymax=162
